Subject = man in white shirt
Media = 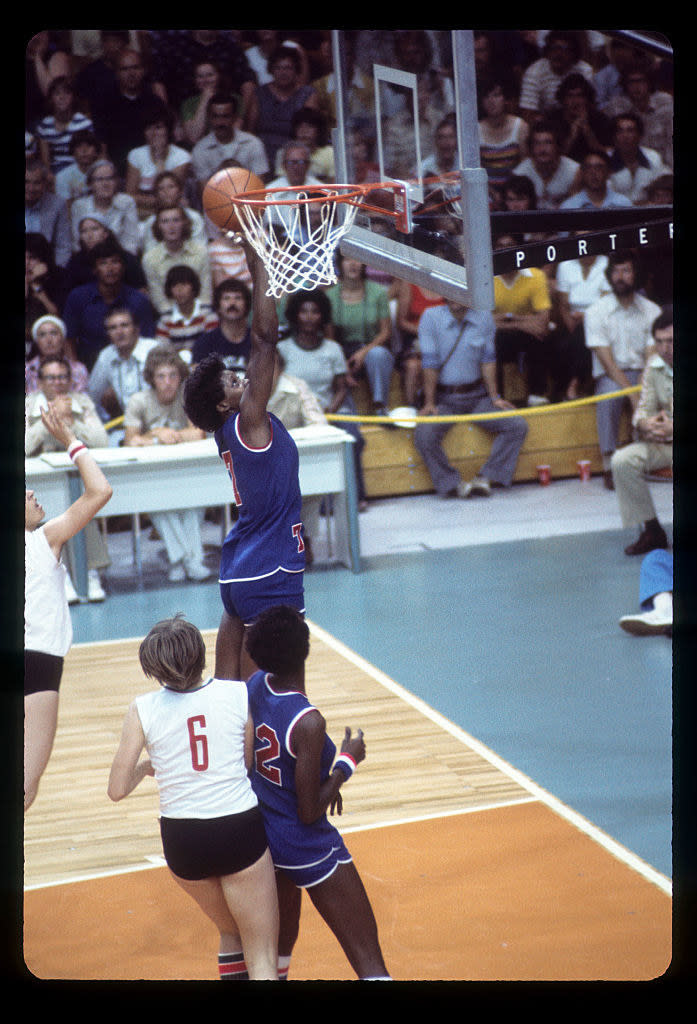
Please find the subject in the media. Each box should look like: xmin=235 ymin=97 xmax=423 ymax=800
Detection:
xmin=519 ymin=31 xmax=594 ymax=124
xmin=584 ymin=251 xmax=662 ymax=487
xmin=513 ymin=121 xmax=580 ymax=209
xmin=88 ymin=307 xmax=158 ymax=433
xmin=191 ymin=94 xmax=269 ymax=194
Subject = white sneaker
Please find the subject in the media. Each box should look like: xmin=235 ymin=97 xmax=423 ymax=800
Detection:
xmin=64 ymin=573 xmax=80 ymax=605
xmin=184 ymin=559 xmax=212 ymax=581
xmin=87 ymin=570 xmax=106 ymax=602
xmin=527 ymin=394 xmax=550 ymax=407
xmin=167 ymin=561 xmax=186 ymax=582
xmin=619 ymin=608 xmax=672 ymax=636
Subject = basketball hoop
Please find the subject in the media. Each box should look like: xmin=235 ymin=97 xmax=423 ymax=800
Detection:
xmin=226 ymin=181 xmax=409 ymax=297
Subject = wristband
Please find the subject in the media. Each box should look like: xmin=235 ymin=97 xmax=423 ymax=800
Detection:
xmin=332 ymin=753 xmax=356 ymax=781
xmin=68 ymin=441 xmax=87 ymax=462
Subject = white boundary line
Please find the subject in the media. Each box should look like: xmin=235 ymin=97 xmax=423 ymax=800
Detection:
xmin=61 ymin=624 xmax=672 ymax=898
xmin=307 ymin=619 xmax=673 ymax=898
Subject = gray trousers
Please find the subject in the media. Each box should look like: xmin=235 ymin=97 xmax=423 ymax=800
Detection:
xmin=413 ymin=388 xmax=528 ymax=495
xmin=594 ymin=370 xmax=642 ymax=460
xmin=610 ymin=441 xmax=672 ymax=527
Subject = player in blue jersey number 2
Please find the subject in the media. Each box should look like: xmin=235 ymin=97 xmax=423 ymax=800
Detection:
xmin=184 ymin=243 xmax=306 ymax=680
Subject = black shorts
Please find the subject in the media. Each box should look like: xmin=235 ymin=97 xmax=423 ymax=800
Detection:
xmin=25 ymin=650 xmax=64 ymax=696
xmin=160 ymin=804 xmax=269 ymax=881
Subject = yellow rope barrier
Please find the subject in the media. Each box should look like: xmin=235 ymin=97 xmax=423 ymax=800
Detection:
xmin=104 ymin=387 xmax=640 ymax=431
xmin=325 ymin=386 xmax=641 ymax=425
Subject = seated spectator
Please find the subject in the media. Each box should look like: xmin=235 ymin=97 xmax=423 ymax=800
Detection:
xmin=560 ymin=150 xmax=634 ymax=211
xmin=178 ymin=58 xmax=228 ymax=148
xmin=395 ymin=278 xmax=445 ymax=407
xmin=583 ymin=250 xmax=662 ymax=487
xmin=611 ymin=307 xmax=672 ymax=557
xmin=191 ymin=93 xmax=269 ymax=197
xmin=312 ymin=30 xmax=374 ymax=138
xmin=252 ymin=44 xmax=319 ymax=170
xmin=421 ymin=113 xmax=460 ymax=180
xmin=25 ymin=158 xmax=72 ymax=268
xmin=272 ymin=106 xmax=335 ymax=181
xmin=607 ymin=113 xmax=671 ymax=205
xmin=147 ymin=29 xmax=258 ymax=131
xmin=142 ymin=205 xmax=213 ymax=315
xmin=518 ymin=30 xmax=594 ymax=125
xmin=551 ymin=249 xmax=611 ymax=400
xmin=26 ymin=315 xmax=89 ymax=395
xmin=278 ymin=288 xmax=368 ymax=510
xmin=492 ymin=232 xmax=553 ymax=406
xmin=245 ymin=31 xmax=311 ymax=88
xmin=26 ymin=30 xmax=72 ymax=129
xmin=125 ymin=105 xmax=192 ymax=219
xmin=500 ymin=173 xmax=552 ymax=243
xmin=53 ymin=129 xmax=102 ymax=207
xmin=155 ymin=265 xmax=219 ymax=361
xmin=604 ymin=62 xmax=673 ymax=168
xmin=89 ymin=49 xmax=168 ymax=180
xmin=34 ymin=76 xmax=95 ymax=176
xmin=25 ymin=232 xmax=67 ymax=344
xmin=413 ymin=299 xmax=528 ymax=499
xmin=477 ymin=76 xmax=529 ymax=207
xmin=73 ymin=30 xmax=131 ymax=112
xmin=62 ymin=237 xmax=156 ymax=370
xmin=25 ymin=354 xmax=110 ymax=602
xmin=191 ymin=278 xmax=252 ymax=375
xmin=264 ymin=141 xmax=322 ymax=238
xmin=382 ymin=75 xmax=450 ymax=182
xmin=139 ymin=170 xmax=208 ymax=252
xmin=123 ymin=344 xmax=211 ymax=582
xmin=546 ymin=73 xmax=613 ymax=165
xmin=87 ymin=306 xmax=158 ymax=426
xmin=512 ymin=120 xmax=581 ymax=209
xmin=63 ymin=214 xmax=148 ymax=293
xmin=70 ymin=160 xmax=141 ymax=255
xmin=325 ymin=254 xmax=395 ymax=416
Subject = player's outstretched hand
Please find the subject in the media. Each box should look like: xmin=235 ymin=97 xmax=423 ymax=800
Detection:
xmin=40 ymin=402 xmax=77 ymax=450
xmin=341 ymin=726 xmax=366 ymax=766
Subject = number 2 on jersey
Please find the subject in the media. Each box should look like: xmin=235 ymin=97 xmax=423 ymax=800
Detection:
xmin=255 ymin=723 xmax=282 ymax=785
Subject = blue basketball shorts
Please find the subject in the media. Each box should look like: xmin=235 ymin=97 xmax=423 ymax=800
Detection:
xmin=220 ymin=567 xmax=305 ymax=626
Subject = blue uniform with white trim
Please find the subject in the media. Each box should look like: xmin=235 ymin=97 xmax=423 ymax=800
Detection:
xmin=246 ymin=669 xmax=352 ymax=887
xmin=215 ymin=411 xmax=305 ymax=622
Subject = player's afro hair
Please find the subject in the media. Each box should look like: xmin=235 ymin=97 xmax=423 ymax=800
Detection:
xmin=182 ymin=353 xmax=227 ymax=433
xmin=245 ymin=605 xmax=310 ymax=676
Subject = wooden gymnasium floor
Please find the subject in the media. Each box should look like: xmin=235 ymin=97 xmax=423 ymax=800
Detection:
xmin=22 ymin=620 xmax=672 ymax=984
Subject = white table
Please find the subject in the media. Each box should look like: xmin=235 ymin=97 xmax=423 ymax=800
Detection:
xmin=25 ymin=425 xmax=360 ymax=597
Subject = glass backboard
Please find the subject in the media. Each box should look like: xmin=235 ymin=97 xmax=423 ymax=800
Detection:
xmin=331 ymin=29 xmax=494 ymax=309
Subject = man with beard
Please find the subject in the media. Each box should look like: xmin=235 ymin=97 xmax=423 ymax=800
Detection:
xmin=584 ymin=251 xmax=662 ymax=488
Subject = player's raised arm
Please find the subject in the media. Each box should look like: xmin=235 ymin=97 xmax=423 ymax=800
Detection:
xmin=237 ymin=242 xmax=279 ymax=445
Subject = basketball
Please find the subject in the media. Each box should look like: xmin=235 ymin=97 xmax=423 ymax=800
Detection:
xmin=202 ymin=166 xmax=265 ymax=234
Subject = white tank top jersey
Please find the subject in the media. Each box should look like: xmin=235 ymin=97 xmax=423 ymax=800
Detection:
xmin=135 ymin=677 xmax=259 ymax=819
xmin=24 ymin=527 xmax=73 ymax=657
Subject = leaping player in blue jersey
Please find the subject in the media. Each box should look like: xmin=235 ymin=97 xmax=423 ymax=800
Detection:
xmin=184 ymin=243 xmax=305 ymax=681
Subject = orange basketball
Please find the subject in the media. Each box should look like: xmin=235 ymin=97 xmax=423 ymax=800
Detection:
xmin=202 ymin=166 xmax=265 ymax=233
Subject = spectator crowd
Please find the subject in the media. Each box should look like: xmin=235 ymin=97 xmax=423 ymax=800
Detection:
xmin=25 ymin=29 xmax=673 ymax=599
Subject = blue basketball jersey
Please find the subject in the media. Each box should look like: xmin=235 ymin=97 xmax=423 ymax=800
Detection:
xmin=246 ymin=669 xmax=341 ymax=869
xmin=215 ymin=411 xmax=305 ymax=582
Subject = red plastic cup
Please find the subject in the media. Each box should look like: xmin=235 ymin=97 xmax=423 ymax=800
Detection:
xmin=577 ymin=459 xmax=591 ymax=482
xmin=536 ymin=464 xmax=551 ymax=486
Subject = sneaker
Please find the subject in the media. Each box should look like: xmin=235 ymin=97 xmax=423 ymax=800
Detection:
xmin=167 ymin=561 xmax=186 ymax=582
xmin=184 ymin=559 xmax=212 ymax=581
xmin=458 ymin=476 xmax=492 ymax=498
xmin=527 ymin=394 xmax=550 ymax=407
xmin=619 ymin=608 xmax=672 ymax=636
xmin=64 ymin=573 xmax=80 ymax=605
xmin=87 ymin=570 xmax=106 ymax=602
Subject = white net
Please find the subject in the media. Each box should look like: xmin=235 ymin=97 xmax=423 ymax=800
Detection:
xmin=230 ymin=186 xmax=365 ymax=298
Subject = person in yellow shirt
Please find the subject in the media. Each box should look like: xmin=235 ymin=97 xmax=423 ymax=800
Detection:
xmin=492 ymin=233 xmax=553 ymax=406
